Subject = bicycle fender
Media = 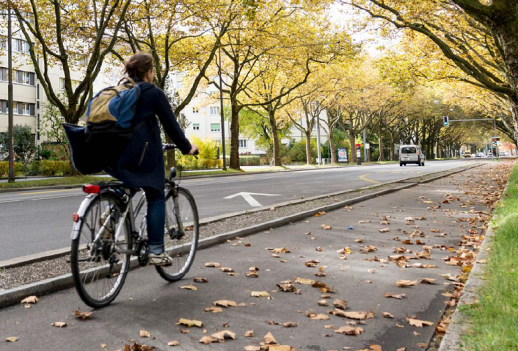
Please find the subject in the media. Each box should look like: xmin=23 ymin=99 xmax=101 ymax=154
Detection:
xmin=71 ymin=194 xmax=96 ymax=240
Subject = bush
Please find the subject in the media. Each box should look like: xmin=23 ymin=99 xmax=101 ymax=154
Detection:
xmin=287 ymin=139 xmax=318 ymax=163
xmin=224 ymin=155 xmax=261 ymax=166
xmin=0 ymin=162 xmax=23 ymax=177
xmin=38 ymin=160 xmax=71 ymax=176
xmin=177 ymin=137 xmax=221 ymax=170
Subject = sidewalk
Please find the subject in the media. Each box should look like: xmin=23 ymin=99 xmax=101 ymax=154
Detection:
xmin=0 ymin=164 xmax=501 ymax=351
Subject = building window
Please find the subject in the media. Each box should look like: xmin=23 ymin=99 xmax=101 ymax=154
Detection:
xmin=239 ymin=139 xmax=247 ymax=148
xmin=0 ymin=36 xmax=6 ymax=51
xmin=0 ymin=100 xmax=6 ymax=113
xmin=60 ymin=78 xmax=65 ymax=90
xmin=192 ymin=107 xmax=199 ymax=113
xmin=23 ymin=103 xmax=31 ymax=115
xmin=193 ymin=123 xmax=200 ymax=131
xmin=210 ymin=123 xmax=221 ymax=132
xmin=0 ymin=67 xmax=7 ymax=81
xmin=22 ymin=71 xmax=34 ymax=85
xmin=210 ymin=106 xmax=220 ymax=115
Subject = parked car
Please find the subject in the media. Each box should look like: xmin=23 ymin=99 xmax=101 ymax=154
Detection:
xmin=399 ymin=145 xmax=425 ymax=166
xmin=499 ymin=151 xmax=506 ymax=157
xmin=475 ymin=153 xmax=484 ymax=158
xmin=463 ymin=152 xmax=471 ymax=158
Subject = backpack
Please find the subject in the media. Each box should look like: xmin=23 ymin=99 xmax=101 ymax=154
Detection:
xmin=63 ymin=77 xmax=147 ymax=174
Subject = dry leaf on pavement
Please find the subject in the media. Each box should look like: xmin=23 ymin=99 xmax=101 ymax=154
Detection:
xmin=321 ymin=224 xmax=332 ymax=230
xmin=309 ymin=314 xmax=330 ymax=320
xmin=74 ymin=310 xmax=95 ymax=320
xmin=318 ymin=299 xmax=328 ymax=306
xmin=52 ymin=322 xmax=67 ymax=328
xmin=220 ymin=267 xmax=234 ymax=272
xmin=379 ymin=228 xmax=390 ymax=233
xmin=421 ymin=278 xmax=437 ymax=284
xmin=176 ymin=318 xmax=203 ymax=328
xmin=5 ymin=337 xmax=19 ymax=342
xmin=213 ymin=300 xmax=238 ymax=307
xmin=211 ymin=330 xmax=236 ymax=341
xmin=396 ymin=280 xmax=418 ymax=287
xmin=205 ymin=262 xmax=221 ymax=268
xmin=199 ymin=336 xmax=215 ymax=344
xmin=167 ymin=341 xmax=180 ymax=346
xmin=333 ymin=326 xmax=364 ymax=335
xmin=333 ymin=299 xmax=347 ymax=310
xmin=21 ymin=296 xmax=39 ymax=304
xmin=332 ymin=310 xmax=370 ymax=320
xmin=384 ymin=292 xmax=406 ymax=299
xmin=180 ymin=284 xmax=197 ymax=291
xmin=244 ymin=346 xmax=260 ymax=351
xmin=193 ymin=277 xmax=208 ymax=283
xmin=251 ymin=291 xmax=271 ymax=298
xmin=269 ymin=346 xmax=294 ymax=351
xmin=382 ymin=312 xmax=394 ymax=318
xmin=244 ymin=330 xmax=254 ymax=337
xmin=205 ymin=307 xmax=223 ymax=313
xmin=283 ymin=322 xmax=298 ymax=328
xmin=140 ymin=330 xmax=151 ymax=338
xmin=264 ymin=332 xmax=277 ymax=344
xmin=295 ymin=277 xmax=316 ymax=285
xmin=305 ymin=260 xmax=320 ymax=267
xmin=407 ymin=318 xmax=434 ymax=327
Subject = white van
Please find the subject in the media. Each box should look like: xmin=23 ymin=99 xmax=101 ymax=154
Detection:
xmin=399 ymin=145 xmax=425 ymax=166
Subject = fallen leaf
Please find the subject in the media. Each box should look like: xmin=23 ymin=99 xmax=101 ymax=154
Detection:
xmin=382 ymin=312 xmax=394 ymax=318
xmin=199 ymin=336 xmax=214 ymax=344
xmin=193 ymin=277 xmax=208 ymax=283
xmin=272 ymin=247 xmax=291 ymax=254
xmin=176 ymin=318 xmax=203 ymax=328
xmin=264 ymin=332 xmax=277 ymax=345
xmin=420 ymin=278 xmax=437 ymax=284
xmin=205 ymin=307 xmax=223 ymax=313
xmin=384 ymin=292 xmax=406 ymax=299
xmin=321 ymin=224 xmax=332 ymax=230
xmin=5 ymin=337 xmax=19 ymax=342
xmin=333 ymin=326 xmax=364 ymax=335
xmin=140 ymin=330 xmax=151 ymax=338
xmin=21 ymin=296 xmax=39 ymax=304
xmin=52 ymin=322 xmax=67 ymax=328
xmin=408 ymin=318 xmax=434 ymax=328
xmin=309 ymin=314 xmax=330 ymax=320
xmin=396 ymin=280 xmax=418 ymax=287
xmin=205 ymin=262 xmax=221 ymax=268
xmin=167 ymin=340 xmax=180 ymax=346
xmin=211 ymin=330 xmax=236 ymax=341
xmin=332 ymin=310 xmax=370 ymax=320
xmin=251 ymin=291 xmax=271 ymax=298
xmin=283 ymin=322 xmax=298 ymax=328
xmin=180 ymin=284 xmax=198 ymax=291
xmin=333 ymin=299 xmax=347 ymax=310
xmin=246 ymin=272 xmax=259 ymax=278
xmin=316 ymin=246 xmax=325 ymax=252
xmin=74 ymin=310 xmax=95 ymax=320
xmin=355 ymin=238 xmax=365 ymax=243
xmin=213 ymin=300 xmax=238 ymax=308
xmin=220 ymin=267 xmax=234 ymax=272
xmin=379 ymin=228 xmax=390 ymax=233
xmin=315 ymin=211 xmax=326 ymax=217
xmin=244 ymin=346 xmax=260 ymax=351
xmin=305 ymin=260 xmax=320 ymax=267
xmin=295 ymin=277 xmax=316 ymax=285
xmin=269 ymin=346 xmax=293 ymax=351
xmin=244 ymin=330 xmax=254 ymax=337
xmin=318 ymin=300 xmax=328 ymax=306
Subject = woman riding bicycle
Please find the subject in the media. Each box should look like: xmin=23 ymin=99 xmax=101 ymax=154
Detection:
xmin=108 ymin=52 xmax=198 ymax=266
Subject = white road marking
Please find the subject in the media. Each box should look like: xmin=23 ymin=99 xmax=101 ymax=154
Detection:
xmin=224 ymin=192 xmax=280 ymax=207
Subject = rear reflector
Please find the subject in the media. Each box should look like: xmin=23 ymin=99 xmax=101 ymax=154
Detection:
xmin=83 ymin=184 xmax=100 ymax=194
xmin=72 ymin=213 xmax=80 ymax=222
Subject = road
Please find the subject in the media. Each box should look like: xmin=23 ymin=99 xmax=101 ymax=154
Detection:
xmin=0 ymin=159 xmax=478 ymax=261
xmin=0 ymin=164 xmax=494 ymax=351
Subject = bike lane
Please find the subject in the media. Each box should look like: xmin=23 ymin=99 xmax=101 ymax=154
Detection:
xmin=0 ymin=164 xmax=500 ymax=351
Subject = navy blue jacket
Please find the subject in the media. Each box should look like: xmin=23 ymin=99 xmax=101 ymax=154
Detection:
xmin=108 ymin=79 xmax=191 ymax=189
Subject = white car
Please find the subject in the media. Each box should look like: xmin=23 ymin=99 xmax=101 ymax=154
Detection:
xmin=399 ymin=145 xmax=425 ymax=166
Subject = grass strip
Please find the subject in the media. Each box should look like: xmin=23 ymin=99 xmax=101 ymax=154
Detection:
xmin=462 ymin=162 xmax=518 ymax=350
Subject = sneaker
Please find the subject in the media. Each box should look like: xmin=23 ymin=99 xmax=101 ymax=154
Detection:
xmin=148 ymin=252 xmax=173 ymax=266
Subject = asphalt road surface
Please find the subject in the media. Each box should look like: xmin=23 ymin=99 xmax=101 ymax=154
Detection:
xmin=0 ymin=159 xmax=479 ymax=261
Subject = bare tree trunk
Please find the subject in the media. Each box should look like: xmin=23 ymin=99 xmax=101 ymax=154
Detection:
xmin=378 ymin=135 xmax=384 ymax=161
xmin=269 ymin=110 xmax=282 ymax=166
xmin=229 ymin=102 xmax=240 ymax=170
xmin=329 ymin=126 xmax=337 ymax=164
xmin=389 ymin=134 xmax=395 ymax=161
xmin=305 ymin=131 xmax=312 ymax=164
xmin=349 ymin=131 xmax=356 ymax=163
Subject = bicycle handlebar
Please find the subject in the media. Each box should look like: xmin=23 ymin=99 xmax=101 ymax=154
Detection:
xmin=163 ymin=143 xmax=199 ymax=156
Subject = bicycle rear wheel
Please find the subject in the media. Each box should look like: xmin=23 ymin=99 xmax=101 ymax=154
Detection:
xmin=71 ymin=192 xmax=131 ymax=308
xmin=156 ymin=187 xmax=199 ymax=282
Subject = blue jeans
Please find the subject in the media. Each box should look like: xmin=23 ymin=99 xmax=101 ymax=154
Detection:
xmin=142 ymin=187 xmax=166 ymax=255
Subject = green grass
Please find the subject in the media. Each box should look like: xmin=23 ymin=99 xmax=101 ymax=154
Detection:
xmin=180 ymin=169 xmax=242 ymax=177
xmin=461 ymin=162 xmax=518 ymax=350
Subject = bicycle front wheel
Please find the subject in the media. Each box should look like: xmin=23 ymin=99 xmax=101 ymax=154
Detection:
xmin=156 ymin=187 xmax=199 ymax=282
xmin=71 ymin=192 xmax=131 ymax=308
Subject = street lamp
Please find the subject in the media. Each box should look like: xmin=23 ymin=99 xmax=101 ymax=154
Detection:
xmin=7 ymin=0 xmax=15 ymax=183
xmin=218 ymin=45 xmax=226 ymax=170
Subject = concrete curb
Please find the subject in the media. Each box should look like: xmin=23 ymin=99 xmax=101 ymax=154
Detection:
xmin=0 ymin=166 xmax=474 ymax=270
xmin=0 ymin=164 xmax=475 ymax=309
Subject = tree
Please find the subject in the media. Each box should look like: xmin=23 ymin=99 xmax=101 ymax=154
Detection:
xmin=346 ymin=0 xmax=518 ymax=142
xmin=11 ymin=0 xmax=131 ymax=124
xmin=0 ymin=125 xmax=35 ymax=163
xmin=40 ymin=100 xmax=69 ymax=159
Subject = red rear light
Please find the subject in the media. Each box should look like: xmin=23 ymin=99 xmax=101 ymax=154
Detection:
xmin=72 ymin=213 xmax=80 ymax=222
xmin=83 ymin=184 xmax=100 ymax=194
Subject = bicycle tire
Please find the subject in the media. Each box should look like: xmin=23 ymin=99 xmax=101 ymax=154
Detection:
xmin=156 ymin=187 xmax=200 ymax=282
xmin=71 ymin=191 xmax=131 ymax=308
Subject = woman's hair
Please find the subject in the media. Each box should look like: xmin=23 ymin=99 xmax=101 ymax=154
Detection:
xmin=124 ymin=52 xmax=153 ymax=80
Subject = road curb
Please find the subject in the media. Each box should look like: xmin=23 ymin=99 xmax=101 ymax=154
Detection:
xmin=0 ymin=164 xmax=476 ymax=309
xmin=0 ymin=165 xmax=473 ymax=270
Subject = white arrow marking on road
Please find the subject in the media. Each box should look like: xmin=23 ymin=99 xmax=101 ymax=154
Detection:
xmin=224 ymin=192 xmax=280 ymax=207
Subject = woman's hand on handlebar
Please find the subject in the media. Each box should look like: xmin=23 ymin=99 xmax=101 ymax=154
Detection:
xmin=188 ymin=145 xmax=199 ymax=156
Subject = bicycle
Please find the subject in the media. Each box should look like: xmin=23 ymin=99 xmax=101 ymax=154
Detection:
xmin=69 ymin=144 xmax=199 ymax=308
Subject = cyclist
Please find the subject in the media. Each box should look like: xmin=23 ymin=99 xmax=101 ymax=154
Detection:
xmin=107 ymin=52 xmax=198 ymax=266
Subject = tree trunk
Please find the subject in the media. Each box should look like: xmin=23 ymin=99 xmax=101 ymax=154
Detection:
xmin=229 ymin=102 xmax=240 ymax=170
xmin=165 ymin=135 xmax=175 ymax=171
xmin=329 ymin=126 xmax=337 ymax=164
xmin=389 ymin=135 xmax=395 ymax=161
xmin=269 ymin=110 xmax=282 ymax=166
xmin=378 ymin=135 xmax=384 ymax=161
xmin=305 ymin=131 xmax=312 ymax=164
xmin=349 ymin=131 xmax=356 ymax=163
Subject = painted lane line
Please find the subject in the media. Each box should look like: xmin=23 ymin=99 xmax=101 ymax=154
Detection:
xmin=224 ymin=192 xmax=280 ymax=207
xmin=359 ymin=173 xmax=380 ymax=184
xmin=18 ymin=189 xmax=81 ymax=196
